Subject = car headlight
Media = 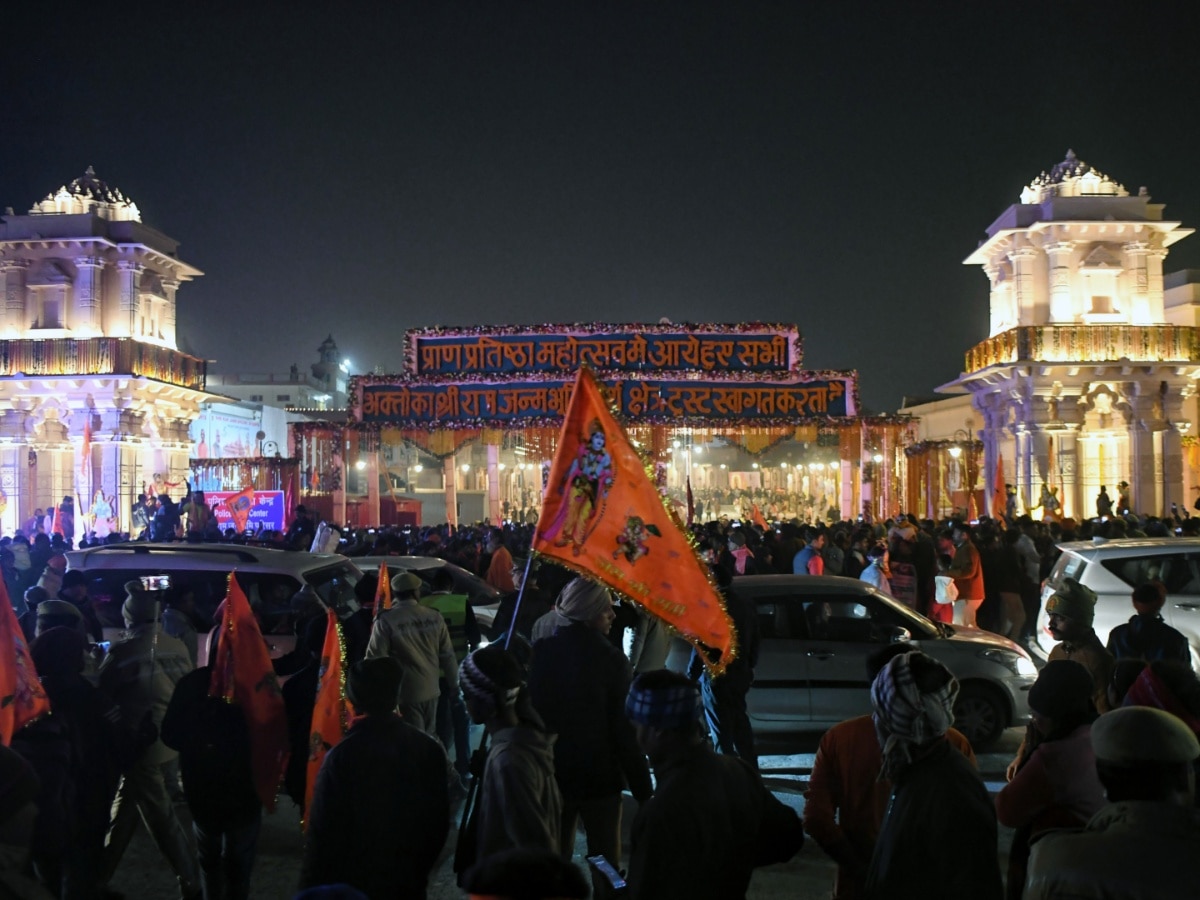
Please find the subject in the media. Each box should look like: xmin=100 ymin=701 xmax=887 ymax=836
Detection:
xmin=979 ymin=648 xmax=1038 ymax=678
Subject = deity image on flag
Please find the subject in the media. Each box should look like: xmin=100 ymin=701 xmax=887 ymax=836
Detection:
xmin=542 ymin=418 xmax=614 ymax=556
xmin=613 ymin=514 xmax=660 ymax=565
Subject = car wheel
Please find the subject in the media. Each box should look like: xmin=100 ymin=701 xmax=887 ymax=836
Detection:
xmin=953 ymin=683 xmax=1007 ymax=750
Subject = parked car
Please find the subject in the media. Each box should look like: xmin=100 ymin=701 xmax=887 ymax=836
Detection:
xmin=723 ymin=575 xmax=1037 ymax=749
xmin=1038 ymin=537 xmax=1200 ymax=667
xmin=66 ymin=542 xmax=361 ymax=659
xmin=347 ymin=554 xmax=502 ymax=632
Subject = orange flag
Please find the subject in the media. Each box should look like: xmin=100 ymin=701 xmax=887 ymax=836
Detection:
xmin=209 ymin=573 xmax=290 ymax=811
xmin=304 ymin=608 xmax=348 ymax=829
xmin=751 ymin=504 xmax=769 ymax=531
xmin=534 ymin=369 xmax=735 ymax=672
xmin=374 ymin=562 xmax=392 ymax=618
xmin=224 ymin=486 xmax=255 ymax=533
xmin=0 ymin=580 xmax=49 ymax=746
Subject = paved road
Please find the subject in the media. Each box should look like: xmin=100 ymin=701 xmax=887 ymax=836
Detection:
xmin=109 ymin=727 xmax=1023 ymax=899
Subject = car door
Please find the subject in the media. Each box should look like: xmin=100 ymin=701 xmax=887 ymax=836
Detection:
xmin=799 ymin=590 xmax=917 ymax=726
xmin=745 ymin=589 xmax=811 ymax=727
xmin=1161 ymin=552 xmax=1200 ymax=661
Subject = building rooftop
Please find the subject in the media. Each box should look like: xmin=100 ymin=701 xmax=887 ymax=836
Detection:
xmin=1019 ymin=149 xmax=1131 ymax=204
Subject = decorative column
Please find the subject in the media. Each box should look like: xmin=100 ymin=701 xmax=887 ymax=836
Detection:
xmin=365 ymin=451 xmax=381 ymax=526
xmin=1010 ymin=246 xmax=1041 ymax=323
xmin=486 ymin=442 xmax=501 ymax=524
xmin=443 ymin=454 xmax=459 ymax=528
xmin=1043 ymin=242 xmax=1074 ymax=323
xmin=1124 ymin=241 xmax=1151 ymax=324
xmin=1058 ymin=427 xmax=1080 ymax=520
xmin=1146 ymin=248 xmax=1168 ymax=322
xmin=1 ymin=259 xmax=27 ymax=336
xmin=116 ymin=260 xmax=142 ymax=338
xmin=73 ymin=256 xmax=103 ymax=334
xmin=162 ymin=278 xmax=179 ymax=346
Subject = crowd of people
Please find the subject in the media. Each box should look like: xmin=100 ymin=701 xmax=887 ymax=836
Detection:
xmin=3 ymin=502 xmax=1200 ymax=899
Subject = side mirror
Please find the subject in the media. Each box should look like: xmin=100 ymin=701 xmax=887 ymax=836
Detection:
xmin=881 ymin=624 xmax=911 ymax=644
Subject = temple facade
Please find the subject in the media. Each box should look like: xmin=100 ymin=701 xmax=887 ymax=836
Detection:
xmin=0 ymin=168 xmax=214 ymax=535
xmin=942 ymin=151 xmax=1200 ymax=519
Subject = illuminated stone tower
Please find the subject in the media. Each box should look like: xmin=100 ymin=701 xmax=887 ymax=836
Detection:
xmin=947 ymin=151 xmax=1199 ymax=518
xmin=0 ymin=168 xmax=215 ymax=535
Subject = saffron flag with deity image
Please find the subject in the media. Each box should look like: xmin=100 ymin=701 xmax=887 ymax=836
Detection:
xmin=533 ymin=368 xmax=735 ymax=673
xmin=0 ymin=580 xmax=49 ymax=746
xmin=374 ymin=562 xmax=392 ymax=618
xmin=304 ymin=608 xmax=348 ymax=829
xmin=209 ymin=573 xmax=290 ymax=811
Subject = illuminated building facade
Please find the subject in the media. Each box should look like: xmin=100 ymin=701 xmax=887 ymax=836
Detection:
xmin=943 ymin=151 xmax=1200 ymax=519
xmin=0 ymin=168 xmax=214 ymax=535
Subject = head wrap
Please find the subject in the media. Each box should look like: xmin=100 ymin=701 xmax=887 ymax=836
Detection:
xmin=30 ymin=627 xmax=87 ymax=677
xmin=1131 ymin=582 xmax=1166 ymax=615
xmin=460 ymin=645 xmax=523 ymax=718
xmin=390 ymin=571 xmax=423 ymax=597
xmin=728 ymin=530 xmax=746 ymax=547
xmin=1092 ymin=706 xmax=1200 ymax=765
xmin=122 ymin=590 xmax=160 ymax=628
xmin=345 ymin=657 xmax=403 ymax=715
xmin=1028 ymin=659 xmax=1094 ymax=720
xmin=870 ymin=651 xmax=958 ymax=780
xmin=1045 ymin=578 xmax=1097 ymax=628
xmin=1122 ymin=666 xmax=1200 ymax=734
xmin=556 ymin=578 xmax=612 ymax=623
xmin=36 ymin=599 xmax=83 ymax=626
xmin=625 ymin=671 xmax=704 ymax=729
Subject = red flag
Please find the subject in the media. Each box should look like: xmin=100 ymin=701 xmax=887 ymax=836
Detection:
xmin=534 ymin=369 xmax=735 ymax=672
xmin=685 ymin=476 xmax=694 ymax=526
xmin=304 ymin=608 xmax=348 ymax=829
xmin=373 ymin=562 xmax=392 ymax=618
xmin=752 ymin=504 xmax=769 ymax=531
xmin=0 ymin=580 xmax=49 ymax=746
xmin=209 ymin=573 xmax=290 ymax=810
xmin=223 ymin=486 xmax=255 ymax=533
xmin=992 ymin=454 xmax=1006 ymax=522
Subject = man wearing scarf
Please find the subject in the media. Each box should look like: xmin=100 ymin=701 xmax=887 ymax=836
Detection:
xmin=864 ymin=651 xmax=1002 ymax=900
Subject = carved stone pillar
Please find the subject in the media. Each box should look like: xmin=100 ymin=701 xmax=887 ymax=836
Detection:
xmin=1 ymin=259 xmax=27 ymax=336
xmin=116 ymin=260 xmax=142 ymax=338
xmin=1044 ymin=241 xmax=1074 ymax=323
xmin=162 ymin=278 xmax=179 ymax=346
xmin=1123 ymin=241 xmax=1150 ymax=324
xmin=74 ymin=256 xmax=103 ymax=334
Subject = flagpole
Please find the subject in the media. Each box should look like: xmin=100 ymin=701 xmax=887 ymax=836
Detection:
xmin=502 ymin=554 xmax=535 ymax=651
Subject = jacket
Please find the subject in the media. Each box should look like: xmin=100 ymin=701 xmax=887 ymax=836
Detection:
xmin=1048 ymin=632 xmax=1115 ymax=713
xmin=995 ymin=724 xmax=1106 ymax=834
xmin=528 ymin=622 xmax=652 ymax=802
xmin=946 ymin=539 xmax=985 ymax=601
xmin=97 ymin=625 xmax=193 ymax=766
xmin=1025 ymin=801 xmax=1200 ymax=899
xmin=804 ymin=715 xmax=976 ymax=900
xmin=301 ymin=714 xmax=450 ymax=899
xmin=475 ymin=722 xmax=562 ymax=859
xmin=864 ymin=738 xmax=1001 ymax=900
xmin=1106 ymin=614 xmax=1191 ymax=664
xmin=365 ymin=598 xmax=458 ymax=703
xmin=627 ymin=742 xmax=803 ymax=900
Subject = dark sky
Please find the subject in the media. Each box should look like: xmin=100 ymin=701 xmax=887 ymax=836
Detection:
xmin=3 ymin=2 xmax=1198 ymax=412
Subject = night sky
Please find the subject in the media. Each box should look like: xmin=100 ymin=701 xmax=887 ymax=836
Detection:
xmin=3 ymin=2 xmax=1198 ymax=412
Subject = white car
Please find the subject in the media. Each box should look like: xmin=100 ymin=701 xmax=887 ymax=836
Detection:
xmin=1038 ymin=537 xmax=1200 ymax=667
xmin=348 ymin=555 xmax=502 ymax=633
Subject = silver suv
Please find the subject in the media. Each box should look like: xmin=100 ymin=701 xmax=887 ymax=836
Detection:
xmin=1038 ymin=537 xmax=1200 ymax=668
xmin=731 ymin=575 xmax=1037 ymax=749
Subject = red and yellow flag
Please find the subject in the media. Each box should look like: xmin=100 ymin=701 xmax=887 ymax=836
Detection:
xmin=0 ymin=580 xmax=49 ymax=746
xmin=304 ymin=608 xmax=348 ymax=829
xmin=374 ymin=562 xmax=392 ymax=618
xmin=224 ymin=486 xmax=255 ymax=533
xmin=534 ymin=369 xmax=735 ymax=672
xmin=209 ymin=573 xmax=290 ymax=811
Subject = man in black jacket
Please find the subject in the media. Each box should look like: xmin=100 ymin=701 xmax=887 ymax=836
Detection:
xmin=527 ymin=578 xmax=652 ymax=892
xmin=301 ymin=656 xmax=450 ymax=899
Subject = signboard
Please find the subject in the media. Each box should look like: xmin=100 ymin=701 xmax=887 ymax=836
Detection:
xmin=357 ymin=374 xmax=856 ymax=427
xmin=190 ymin=406 xmax=262 ymax=459
xmin=206 ymin=490 xmax=287 ymax=532
xmin=407 ymin=325 xmax=801 ymax=378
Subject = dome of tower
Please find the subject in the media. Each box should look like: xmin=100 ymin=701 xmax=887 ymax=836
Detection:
xmin=1019 ymin=150 xmax=1129 ymax=204
xmin=29 ymin=166 xmax=142 ymax=221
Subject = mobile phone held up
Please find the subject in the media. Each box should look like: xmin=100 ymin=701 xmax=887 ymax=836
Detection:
xmin=140 ymin=574 xmax=171 ymax=592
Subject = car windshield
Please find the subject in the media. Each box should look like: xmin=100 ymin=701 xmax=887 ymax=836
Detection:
xmin=305 ymin=562 xmax=363 ymax=610
xmin=861 ymin=587 xmax=941 ymax=639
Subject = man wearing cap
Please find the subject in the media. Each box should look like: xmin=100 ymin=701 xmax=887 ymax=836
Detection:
xmin=57 ymin=569 xmax=103 ymax=642
xmin=302 ymin=657 xmax=450 ymax=899
xmin=528 ymin=578 xmax=652 ymax=892
xmin=1106 ymin=581 xmax=1191 ymax=664
xmin=624 ymin=670 xmax=803 ymax=899
xmin=1025 ymin=706 xmax=1200 ymax=898
xmin=864 ymin=651 xmax=1002 ymax=899
xmin=1045 ymin=578 xmax=1115 ymax=714
xmin=365 ymin=571 xmax=459 ymax=737
xmin=97 ymin=581 xmax=200 ymax=899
